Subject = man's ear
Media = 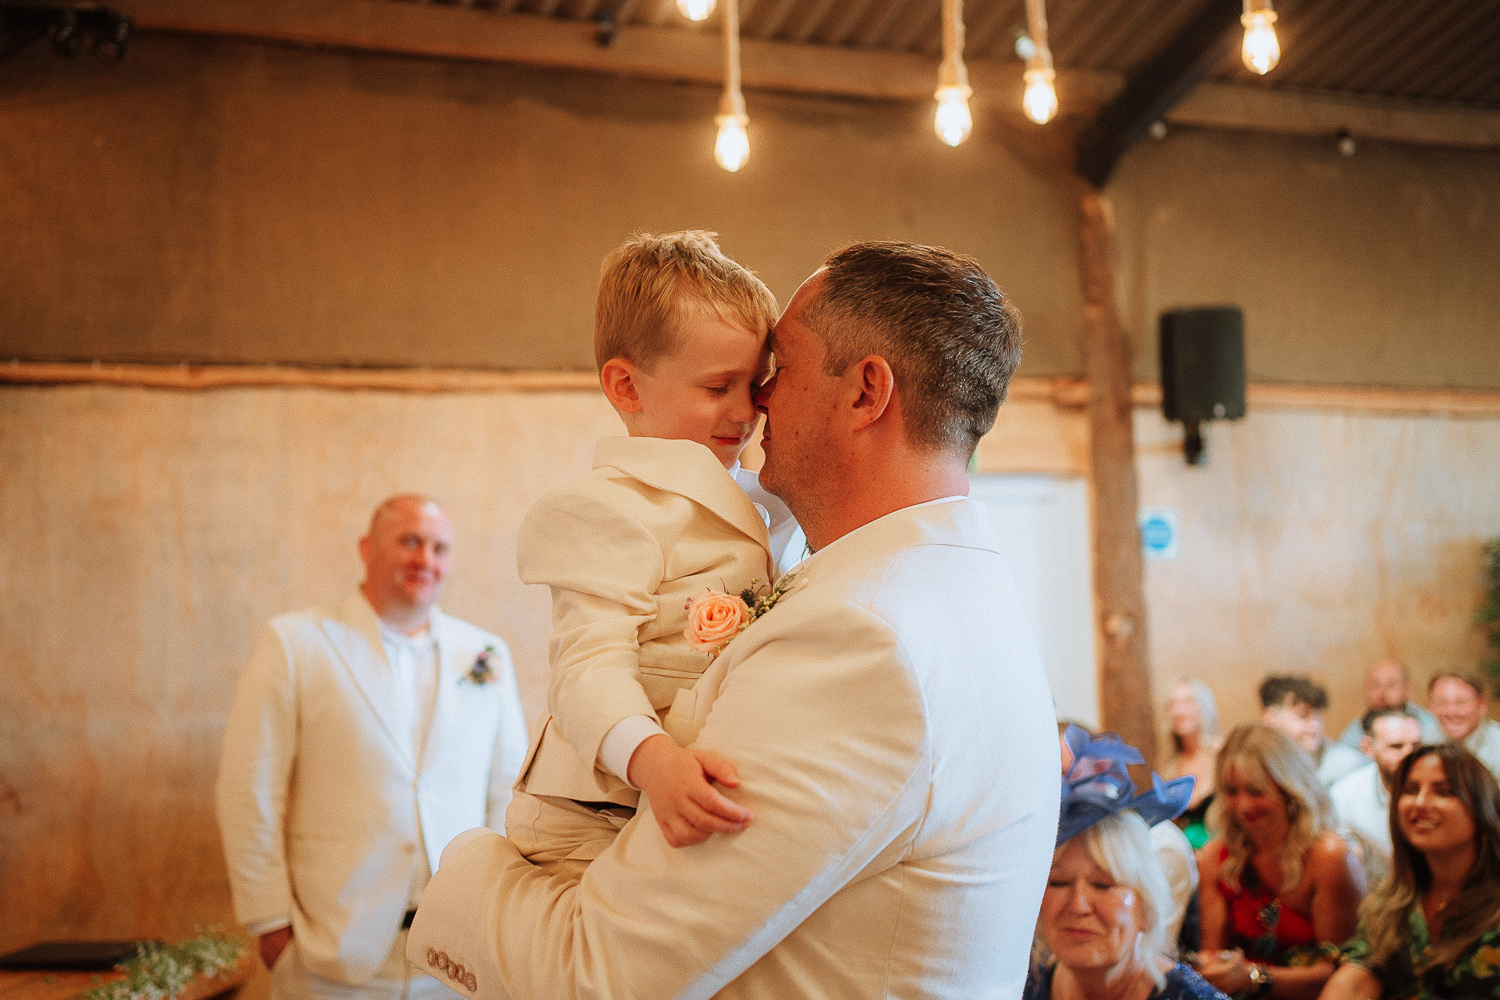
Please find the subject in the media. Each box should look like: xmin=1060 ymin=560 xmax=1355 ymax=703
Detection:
xmin=1359 ymin=735 xmax=1373 ymax=757
xmin=847 ymin=355 xmax=895 ymax=432
xmin=600 ymin=358 xmax=643 ymax=414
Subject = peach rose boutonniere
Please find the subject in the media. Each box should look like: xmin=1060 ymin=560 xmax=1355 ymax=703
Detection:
xmin=684 ymin=573 xmax=799 ymax=659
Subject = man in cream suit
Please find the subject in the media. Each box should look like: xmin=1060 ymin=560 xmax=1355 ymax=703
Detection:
xmin=409 ymin=242 xmax=1061 ymax=999
xmin=217 ymin=495 xmax=529 ymax=999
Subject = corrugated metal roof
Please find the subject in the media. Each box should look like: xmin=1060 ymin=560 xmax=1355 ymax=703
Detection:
xmin=408 ymin=0 xmax=1500 ymax=109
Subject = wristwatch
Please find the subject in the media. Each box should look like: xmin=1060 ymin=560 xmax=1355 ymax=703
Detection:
xmin=1245 ymin=962 xmax=1273 ymax=998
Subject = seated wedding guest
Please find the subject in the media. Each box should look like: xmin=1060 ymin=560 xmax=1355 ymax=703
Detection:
xmin=1329 ymin=709 xmax=1423 ymax=887
xmin=1260 ymin=675 xmax=1367 ymax=787
xmin=1335 ymin=659 xmax=1443 ymax=751
xmin=1165 ymin=679 xmax=1225 ymax=849
xmin=1059 ymin=722 xmax=1201 ymax=951
xmin=1320 ymin=744 xmax=1500 ymax=999
xmin=1026 ymin=727 xmax=1224 ymax=1000
xmin=1428 ymin=671 xmax=1500 ymax=778
xmin=1194 ymin=725 xmax=1367 ymax=999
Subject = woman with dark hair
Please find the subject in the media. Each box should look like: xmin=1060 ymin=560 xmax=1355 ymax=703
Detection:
xmin=1193 ymin=725 xmax=1366 ymax=998
xmin=1321 ymin=743 xmax=1500 ymax=999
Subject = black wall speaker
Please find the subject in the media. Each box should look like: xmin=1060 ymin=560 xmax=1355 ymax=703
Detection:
xmin=1159 ymin=307 xmax=1246 ymax=425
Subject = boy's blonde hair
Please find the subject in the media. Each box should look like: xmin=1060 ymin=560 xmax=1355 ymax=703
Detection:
xmin=594 ymin=231 xmax=779 ymax=371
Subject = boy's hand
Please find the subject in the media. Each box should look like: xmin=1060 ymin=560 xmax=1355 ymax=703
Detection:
xmin=627 ymin=734 xmax=753 ymax=847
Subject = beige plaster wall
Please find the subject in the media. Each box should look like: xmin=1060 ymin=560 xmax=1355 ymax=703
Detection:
xmin=1137 ymin=405 xmax=1500 ymax=742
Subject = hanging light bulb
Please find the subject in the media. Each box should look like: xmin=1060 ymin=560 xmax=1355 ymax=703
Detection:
xmin=715 ymin=99 xmax=750 ymax=172
xmin=1022 ymin=0 xmax=1058 ymax=124
xmin=1023 ymin=64 xmax=1058 ymax=124
xmin=677 ymin=0 xmax=715 ymax=22
xmin=934 ymin=0 xmax=972 ymax=147
xmin=1241 ymin=0 xmax=1280 ymax=75
xmin=714 ymin=0 xmax=748 ymax=171
xmin=934 ymin=84 xmax=973 ymax=147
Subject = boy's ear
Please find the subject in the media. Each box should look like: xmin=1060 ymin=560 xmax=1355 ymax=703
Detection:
xmin=600 ymin=358 xmax=643 ymax=414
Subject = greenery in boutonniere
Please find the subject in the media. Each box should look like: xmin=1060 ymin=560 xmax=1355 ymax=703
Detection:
xmin=464 ymin=645 xmax=498 ymax=685
xmin=77 ymin=929 xmax=246 ymax=1000
xmin=1478 ymin=536 xmax=1500 ymax=694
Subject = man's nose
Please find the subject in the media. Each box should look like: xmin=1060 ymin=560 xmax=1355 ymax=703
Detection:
xmin=753 ymin=375 xmax=776 ymax=411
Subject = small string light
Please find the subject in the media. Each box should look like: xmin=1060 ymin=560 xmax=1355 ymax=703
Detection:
xmin=677 ymin=0 xmax=715 ymax=23
xmin=934 ymin=0 xmax=973 ymax=146
xmin=1022 ymin=0 xmax=1058 ymax=124
xmin=714 ymin=0 xmax=748 ymax=171
xmin=1241 ymin=0 xmax=1280 ymax=75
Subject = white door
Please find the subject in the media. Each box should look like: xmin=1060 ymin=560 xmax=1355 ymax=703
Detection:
xmin=969 ymin=475 xmax=1099 ymax=729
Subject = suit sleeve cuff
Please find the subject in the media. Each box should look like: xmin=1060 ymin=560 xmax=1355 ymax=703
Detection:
xmin=599 ymin=715 xmax=666 ymax=786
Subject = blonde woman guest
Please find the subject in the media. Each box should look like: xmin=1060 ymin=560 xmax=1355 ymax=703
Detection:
xmin=1195 ymin=725 xmax=1367 ymax=999
xmin=1027 ymin=727 xmax=1224 ymax=1000
xmin=1322 ymin=744 xmax=1500 ymax=999
xmin=1165 ymin=680 xmax=1225 ymax=850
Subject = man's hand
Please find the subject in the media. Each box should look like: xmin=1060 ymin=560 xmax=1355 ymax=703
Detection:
xmin=627 ymin=734 xmax=753 ymax=847
xmin=258 ymin=926 xmax=293 ymax=970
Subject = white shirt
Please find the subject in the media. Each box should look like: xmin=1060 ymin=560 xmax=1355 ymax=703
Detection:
xmin=1463 ymin=718 xmax=1500 ymax=780
xmin=378 ymin=622 xmax=439 ymax=909
xmin=1316 ymin=738 xmax=1368 ymax=788
xmin=1330 ymin=762 xmax=1392 ymax=887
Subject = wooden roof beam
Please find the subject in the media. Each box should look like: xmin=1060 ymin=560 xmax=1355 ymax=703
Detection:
xmin=1074 ymin=0 xmax=1242 ymax=188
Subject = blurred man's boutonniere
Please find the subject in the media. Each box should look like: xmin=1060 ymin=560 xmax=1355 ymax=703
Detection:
xmin=463 ymin=645 xmax=498 ymax=685
xmin=684 ymin=573 xmax=799 ymax=659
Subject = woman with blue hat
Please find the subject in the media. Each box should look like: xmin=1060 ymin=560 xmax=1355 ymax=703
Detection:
xmin=1026 ymin=726 xmax=1227 ymax=1000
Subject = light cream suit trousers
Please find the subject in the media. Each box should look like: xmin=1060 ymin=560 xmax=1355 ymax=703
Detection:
xmin=410 ymin=498 xmax=1061 ymax=999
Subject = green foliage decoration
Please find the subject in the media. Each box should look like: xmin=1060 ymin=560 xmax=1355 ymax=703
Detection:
xmin=1479 ymin=536 xmax=1500 ymax=694
xmin=76 ymin=929 xmax=245 ymax=1000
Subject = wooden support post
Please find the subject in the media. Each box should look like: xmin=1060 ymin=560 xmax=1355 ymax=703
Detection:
xmin=1078 ymin=190 xmax=1158 ymax=765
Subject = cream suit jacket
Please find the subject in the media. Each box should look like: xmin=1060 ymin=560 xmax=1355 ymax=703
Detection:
xmin=216 ymin=590 xmax=529 ymax=985
xmin=515 ymin=436 xmax=779 ymax=806
xmin=409 ymin=497 xmax=1062 ymax=1000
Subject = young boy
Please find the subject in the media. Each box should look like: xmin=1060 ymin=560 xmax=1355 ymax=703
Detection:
xmin=506 ymin=231 xmax=803 ymax=869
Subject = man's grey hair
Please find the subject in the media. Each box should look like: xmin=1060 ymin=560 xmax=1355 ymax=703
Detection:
xmin=804 ymin=241 xmax=1023 ymax=457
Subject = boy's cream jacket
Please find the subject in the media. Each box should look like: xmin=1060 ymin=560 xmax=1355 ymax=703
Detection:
xmin=514 ymin=436 xmax=779 ymax=807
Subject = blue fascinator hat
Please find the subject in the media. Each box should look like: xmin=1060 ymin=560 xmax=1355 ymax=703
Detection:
xmin=1057 ymin=724 xmax=1196 ymax=846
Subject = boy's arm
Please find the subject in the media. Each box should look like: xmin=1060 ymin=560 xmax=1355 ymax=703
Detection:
xmin=517 ymin=487 xmax=667 ymax=779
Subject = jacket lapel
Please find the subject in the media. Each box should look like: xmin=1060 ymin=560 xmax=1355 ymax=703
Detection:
xmin=595 ymin=437 xmax=771 ymax=550
xmin=320 ymin=590 xmax=416 ymax=775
